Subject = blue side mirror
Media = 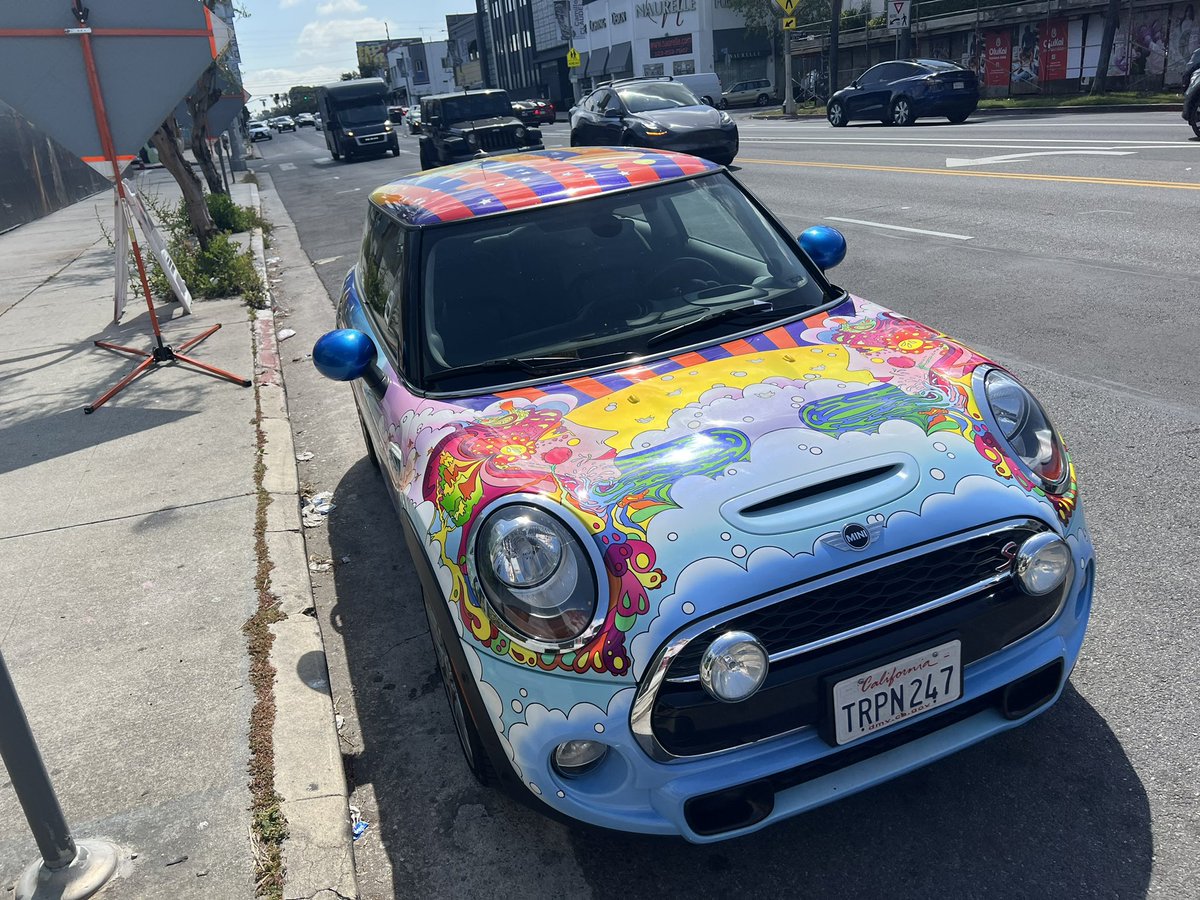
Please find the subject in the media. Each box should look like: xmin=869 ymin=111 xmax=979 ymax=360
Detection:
xmin=798 ymin=225 xmax=847 ymax=271
xmin=313 ymin=329 xmax=376 ymax=382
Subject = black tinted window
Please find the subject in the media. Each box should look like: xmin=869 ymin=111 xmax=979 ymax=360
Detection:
xmin=440 ymin=93 xmax=511 ymax=121
xmin=616 ymin=82 xmax=701 ymax=112
xmin=359 ymin=208 xmax=405 ymax=357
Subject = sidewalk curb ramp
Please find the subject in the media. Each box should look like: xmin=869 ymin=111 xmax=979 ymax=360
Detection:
xmin=245 ymin=177 xmax=360 ymax=900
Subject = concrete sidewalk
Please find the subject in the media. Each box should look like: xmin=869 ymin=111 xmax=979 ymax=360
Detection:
xmin=0 ymin=175 xmax=354 ymax=898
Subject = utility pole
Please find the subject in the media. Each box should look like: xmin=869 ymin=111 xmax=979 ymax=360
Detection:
xmin=829 ymin=0 xmax=842 ymax=93
xmin=783 ymin=25 xmax=795 ymax=115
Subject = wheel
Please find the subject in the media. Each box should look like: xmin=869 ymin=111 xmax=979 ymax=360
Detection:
xmin=331 ymin=147 xmax=340 ymax=160
xmin=357 ymin=410 xmax=379 ymax=469
xmin=890 ymin=96 xmax=915 ymax=126
xmin=418 ymin=140 xmax=436 ymax=171
xmin=427 ymin=607 xmax=493 ymax=786
xmin=1190 ymin=103 xmax=1200 ymax=139
xmin=756 ymin=93 xmax=770 ymax=106
xmin=646 ymin=256 xmax=723 ymax=297
xmin=947 ymin=109 xmax=971 ymax=124
xmin=718 ymin=97 xmax=728 ymax=109
xmin=569 ymin=130 xmax=579 ymax=147
xmin=827 ymin=99 xmax=847 ymax=127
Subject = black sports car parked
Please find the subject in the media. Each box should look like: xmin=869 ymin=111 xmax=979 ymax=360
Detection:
xmin=569 ymin=77 xmax=739 ymax=166
xmin=827 ymin=59 xmax=978 ymax=127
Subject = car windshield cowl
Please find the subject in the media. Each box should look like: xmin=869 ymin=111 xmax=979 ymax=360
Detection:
xmin=423 ymin=351 xmax=643 ymax=387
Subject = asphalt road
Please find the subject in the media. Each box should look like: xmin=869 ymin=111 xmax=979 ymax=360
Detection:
xmin=251 ymin=110 xmax=1199 ymax=899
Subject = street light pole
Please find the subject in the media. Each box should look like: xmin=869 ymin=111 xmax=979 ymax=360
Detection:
xmin=0 ymin=649 xmax=120 ymax=900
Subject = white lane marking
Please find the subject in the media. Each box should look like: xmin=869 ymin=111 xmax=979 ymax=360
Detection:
xmin=313 ymin=256 xmax=343 ymax=266
xmin=258 ymin=163 xmax=271 ymax=168
xmin=743 ymin=140 xmax=1151 ymax=152
xmin=740 ymin=136 xmax=1190 ymax=146
xmin=279 ymin=162 xmax=297 ymax=171
xmin=945 ymin=149 xmax=1134 ymax=168
xmin=826 ymin=217 xmax=974 ymax=241
xmin=336 ymin=188 xmax=360 ymax=194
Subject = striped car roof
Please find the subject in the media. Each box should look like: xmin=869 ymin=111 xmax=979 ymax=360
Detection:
xmin=369 ymin=147 xmax=719 ymax=226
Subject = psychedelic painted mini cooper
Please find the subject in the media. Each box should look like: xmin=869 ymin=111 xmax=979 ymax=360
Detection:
xmin=313 ymin=147 xmax=1093 ymax=841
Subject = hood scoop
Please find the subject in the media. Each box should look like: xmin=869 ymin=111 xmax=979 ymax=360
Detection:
xmin=720 ymin=451 xmax=919 ymax=536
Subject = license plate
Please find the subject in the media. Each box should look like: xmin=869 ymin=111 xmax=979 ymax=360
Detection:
xmin=361 ymin=135 xmax=383 ymax=143
xmin=953 ymin=80 xmax=965 ymax=89
xmin=831 ymin=640 xmax=961 ymax=745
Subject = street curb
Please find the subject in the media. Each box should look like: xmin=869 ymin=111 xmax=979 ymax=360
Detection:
xmin=750 ymin=102 xmax=1183 ymax=121
xmin=243 ymin=175 xmax=360 ymax=900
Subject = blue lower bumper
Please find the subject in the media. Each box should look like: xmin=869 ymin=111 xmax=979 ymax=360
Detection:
xmin=524 ymin=560 xmax=1094 ymax=842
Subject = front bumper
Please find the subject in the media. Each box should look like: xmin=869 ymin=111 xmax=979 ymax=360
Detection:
xmin=488 ymin=536 xmax=1093 ymax=842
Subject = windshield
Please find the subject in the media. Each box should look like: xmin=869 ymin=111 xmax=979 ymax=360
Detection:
xmin=440 ymin=94 xmax=511 ymax=122
xmin=418 ymin=173 xmax=828 ymax=391
xmin=336 ymin=99 xmax=386 ymax=126
xmin=617 ymin=82 xmax=702 ymax=113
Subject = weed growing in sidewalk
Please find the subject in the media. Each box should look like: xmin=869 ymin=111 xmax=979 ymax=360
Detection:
xmin=245 ymin=373 xmax=287 ymax=900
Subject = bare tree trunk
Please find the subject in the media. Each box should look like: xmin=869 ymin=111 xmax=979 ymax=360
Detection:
xmin=1090 ymin=0 xmax=1121 ymax=94
xmin=150 ymin=117 xmax=216 ymax=249
xmin=829 ymin=0 xmax=843 ymax=91
xmin=188 ymin=65 xmax=226 ymax=195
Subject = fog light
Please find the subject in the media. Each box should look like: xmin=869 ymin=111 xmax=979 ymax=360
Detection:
xmin=553 ymin=740 xmax=608 ymax=777
xmin=1016 ymin=533 xmax=1072 ymax=595
xmin=700 ymin=631 xmax=769 ymax=702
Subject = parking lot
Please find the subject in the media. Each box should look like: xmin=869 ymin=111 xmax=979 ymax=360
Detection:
xmin=251 ymin=110 xmax=1198 ymax=898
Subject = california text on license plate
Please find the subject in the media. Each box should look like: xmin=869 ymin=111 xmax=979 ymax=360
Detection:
xmin=831 ymin=640 xmax=962 ymax=745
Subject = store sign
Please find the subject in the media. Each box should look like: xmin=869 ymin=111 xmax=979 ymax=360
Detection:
xmin=590 ymin=17 xmax=606 ymax=31
xmin=612 ymin=10 xmax=627 ymax=25
xmin=984 ymin=29 xmax=1011 ymax=87
xmin=649 ymin=33 xmax=693 ymax=58
xmin=636 ymin=0 xmax=696 ymax=28
xmin=1040 ymin=19 xmax=1068 ymax=81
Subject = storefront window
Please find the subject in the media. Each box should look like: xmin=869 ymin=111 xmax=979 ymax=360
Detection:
xmin=643 ymin=63 xmax=664 ymax=76
xmin=673 ymin=58 xmax=695 ymax=75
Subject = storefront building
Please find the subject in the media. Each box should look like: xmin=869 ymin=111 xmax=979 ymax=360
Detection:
xmin=566 ymin=0 xmax=774 ymax=98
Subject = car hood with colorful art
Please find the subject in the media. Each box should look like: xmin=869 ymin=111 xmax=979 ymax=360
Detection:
xmin=376 ymin=292 xmax=1079 ymax=681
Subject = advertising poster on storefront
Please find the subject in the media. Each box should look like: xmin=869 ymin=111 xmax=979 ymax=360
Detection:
xmin=1130 ymin=8 xmax=1169 ymax=80
xmin=1166 ymin=1 xmax=1199 ymax=84
xmin=1011 ymin=22 xmax=1041 ymax=93
xmin=984 ymin=29 xmax=1011 ymax=88
xmin=1040 ymin=19 xmax=1069 ymax=81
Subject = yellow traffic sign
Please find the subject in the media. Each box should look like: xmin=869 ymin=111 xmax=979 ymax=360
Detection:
xmin=782 ymin=16 xmax=797 ymax=29
xmin=775 ymin=0 xmax=797 ymax=15
xmin=567 ymin=47 xmax=581 ymax=68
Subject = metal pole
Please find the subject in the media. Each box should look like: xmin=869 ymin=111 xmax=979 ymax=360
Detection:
xmin=0 ymin=651 xmax=75 ymax=869
xmin=1 ymin=648 xmax=120 ymax=900
xmin=783 ymin=27 xmax=795 ymax=115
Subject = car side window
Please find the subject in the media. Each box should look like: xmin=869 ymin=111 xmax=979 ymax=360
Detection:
xmin=359 ymin=208 xmax=405 ymax=358
xmin=861 ymin=64 xmax=888 ymax=85
xmin=597 ymin=90 xmax=616 ymax=111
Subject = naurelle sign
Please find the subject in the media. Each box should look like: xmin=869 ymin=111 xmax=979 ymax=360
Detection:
xmin=636 ymin=0 xmax=696 ymax=26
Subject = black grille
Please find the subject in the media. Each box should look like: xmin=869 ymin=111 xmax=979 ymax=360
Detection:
xmin=478 ymin=128 xmax=517 ymax=152
xmin=670 ymin=523 xmax=1044 ymax=678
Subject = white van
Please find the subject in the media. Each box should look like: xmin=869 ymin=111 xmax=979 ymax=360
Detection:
xmin=670 ymin=72 xmax=723 ymax=107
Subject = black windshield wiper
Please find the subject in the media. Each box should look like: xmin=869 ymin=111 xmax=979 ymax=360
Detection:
xmin=425 ymin=352 xmax=639 ymax=385
xmin=646 ymin=302 xmax=780 ymax=349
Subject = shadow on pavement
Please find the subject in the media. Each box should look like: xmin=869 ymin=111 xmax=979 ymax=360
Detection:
xmin=323 ymin=457 xmax=1150 ymax=897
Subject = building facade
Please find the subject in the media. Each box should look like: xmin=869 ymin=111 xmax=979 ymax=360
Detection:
xmin=447 ymin=13 xmax=485 ymax=90
xmin=476 ymin=0 xmax=542 ymax=97
xmin=387 ymin=40 xmax=457 ymax=105
xmin=569 ymin=0 xmax=773 ymax=97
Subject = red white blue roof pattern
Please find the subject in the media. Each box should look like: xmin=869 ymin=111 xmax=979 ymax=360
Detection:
xmin=369 ymin=147 xmax=718 ymax=226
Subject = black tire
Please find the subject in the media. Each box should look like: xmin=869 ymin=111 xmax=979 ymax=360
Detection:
xmin=1190 ymin=103 xmax=1200 ymax=139
xmin=569 ymin=130 xmax=578 ymax=147
xmin=418 ymin=140 xmax=436 ymax=170
xmin=331 ymin=146 xmax=340 ymax=160
xmin=427 ymin=608 xmax=493 ymax=786
xmin=890 ymin=96 xmax=915 ymax=126
xmin=827 ymin=99 xmax=847 ymax=127
xmin=756 ymin=93 xmax=770 ymax=106
xmin=718 ymin=97 xmax=729 ymax=109
xmin=947 ymin=109 xmax=972 ymax=124
xmin=357 ymin=410 xmax=379 ymax=469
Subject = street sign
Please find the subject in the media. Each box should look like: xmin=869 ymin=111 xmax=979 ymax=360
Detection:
xmin=567 ymin=46 xmax=581 ymax=68
xmin=888 ymin=0 xmax=911 ymax=31
xmin=774 ymin=0 xmax=798 ymax=15
xmin=0 ymin=0 xmax=231 ymax=181
xmin=782 ymin=17 xmax=797 ymax=30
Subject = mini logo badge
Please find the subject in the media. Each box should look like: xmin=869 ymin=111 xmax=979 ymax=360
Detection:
xmin=842 ymin=523 xmax=871 ymax=550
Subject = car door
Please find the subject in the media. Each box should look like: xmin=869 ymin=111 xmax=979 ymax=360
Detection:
xmin=573 ymin=92 xmax=598 ymax=143
xmin=847 ymin=64 xmax=896 ymax=119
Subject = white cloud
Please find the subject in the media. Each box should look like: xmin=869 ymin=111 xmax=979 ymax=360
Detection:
xmin=241 ymin=64 xmax=348 ymax=103
xmin=315 ymin=0 xmax=366 ymax=14
xmin=279 ymin=0 xmax=304 ymax=8
xmin=296 ymin=16 xmax=388 ymax=59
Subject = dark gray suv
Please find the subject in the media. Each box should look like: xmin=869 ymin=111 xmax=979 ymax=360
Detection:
xmin=417 ymin=90 xmax=544 ymax=170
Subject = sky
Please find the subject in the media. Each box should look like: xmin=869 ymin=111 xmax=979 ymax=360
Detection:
xmin=234 ymin=0 xmax=473 ymax=109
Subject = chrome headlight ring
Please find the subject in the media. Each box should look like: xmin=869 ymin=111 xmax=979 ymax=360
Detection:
xmin=973 ymin=366 xmax=1071 ymax=493
xmin=465 ymin=495 xmax=606 ymax=654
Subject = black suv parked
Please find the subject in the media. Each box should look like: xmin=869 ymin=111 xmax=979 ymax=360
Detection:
xmin=417 ymin=90 xmax=544 ymax=170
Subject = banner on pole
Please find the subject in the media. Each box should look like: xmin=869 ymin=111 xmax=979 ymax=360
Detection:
xmin=114 ymin=195 xmax=129 ymax=322
xmin=122 ymin=179 xmax=192 ymax=314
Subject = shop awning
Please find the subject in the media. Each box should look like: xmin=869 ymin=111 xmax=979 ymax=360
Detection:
xmin=575 ymin=50 xmax=588 ymax=76
xmin=605 ymin=41 xmax=632 ymax=75
xmin=584 ymin=47 xmax=608 ymax=77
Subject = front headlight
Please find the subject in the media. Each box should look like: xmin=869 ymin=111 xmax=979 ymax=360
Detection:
xmin=475 ymin=504 xmax=597 ymax=644
xmin=718 ymin=111 xmax=733 ymax=125
xmin=466 ymin=132 xmax=478 ymax=147
xmin=979 ymin=368 xmax=1068 ymax=490
xmin=515 ymin=125 xmax=527 ymax=141
xmin=346 ymin=130 xmax=355 ymax=137
xmin=384 ymin=123 xmax=393 ymax=131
